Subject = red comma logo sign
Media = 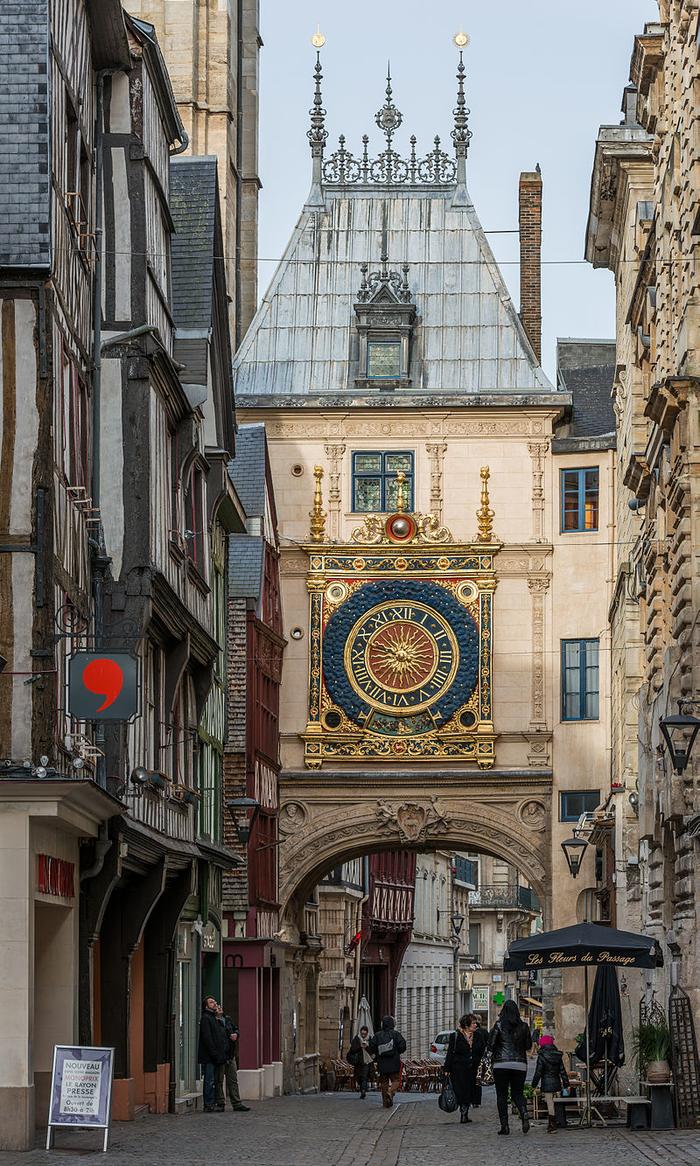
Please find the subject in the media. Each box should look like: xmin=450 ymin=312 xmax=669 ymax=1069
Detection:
xmin=81 ymin=657 xmax=124 ymax=712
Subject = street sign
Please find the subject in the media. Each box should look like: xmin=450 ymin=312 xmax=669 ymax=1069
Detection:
xmin=68 ymin=652 xmax=140 ymax=721
xmin=46 ymin=1045 xmax=114 ymax=1151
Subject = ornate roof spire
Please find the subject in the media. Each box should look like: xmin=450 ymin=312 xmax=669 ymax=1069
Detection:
xmin=451 ymin=32 xmax=472 ymax=206
xmin=307 ymin=30 xmax=327 ymax=205
xmin=375 ymin=63 xmax=403 ymax=152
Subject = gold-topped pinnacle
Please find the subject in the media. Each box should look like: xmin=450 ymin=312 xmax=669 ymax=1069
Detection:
xmin=309 ymin=465 xmax=327 ymax=542
xmin=311 ymin=26 xmax=326 ymax=49
xmin=476 ymin=466 xmax=495 ymax=543
xmin=395 ymin=470 xmax=408 ymax=514
xmin=453 ymin=30 xmax=470 ymax=49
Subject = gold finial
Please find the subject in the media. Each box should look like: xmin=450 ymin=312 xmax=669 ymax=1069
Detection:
xmin=311 ymin=25 xmax=326 ymax=48
xmin=395 ymin=471 xmax=408 ymax=514
xmin=453 ymin=30 xmax=470 ymax=49
xmin=309 ymin=465 xmax=327 ymax=542
xmin=476 ymin=466 xmax=495 ymax=542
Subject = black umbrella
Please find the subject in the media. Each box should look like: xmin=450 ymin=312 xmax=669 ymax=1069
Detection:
xmin=576 ymin=965 xmax=625 ymax=1069
xmin=504 ymin=923 xmax=662 ymax=1125
xmin=504 ymin=922 xmax=663 ymax=972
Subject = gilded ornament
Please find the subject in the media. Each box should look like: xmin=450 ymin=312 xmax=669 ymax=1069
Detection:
xmin=309 ymin=465 xmax=327 ymax=543
xmin=475 ymin=465 xmax=495 ymax=542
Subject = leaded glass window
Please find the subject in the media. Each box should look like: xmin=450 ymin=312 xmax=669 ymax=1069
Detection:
xmin=352 ymin=451 xmax=414 ymax=512
xmin=367 ymin=340 xmax=402 ymax=379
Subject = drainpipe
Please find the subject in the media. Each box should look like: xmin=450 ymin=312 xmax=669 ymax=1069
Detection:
xmin=353 ymin=857 xmax=370 ymax=1027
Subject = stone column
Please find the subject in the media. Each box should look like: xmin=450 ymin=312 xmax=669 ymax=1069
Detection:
xmin=528 ymin=576 xmax=550 ymax=732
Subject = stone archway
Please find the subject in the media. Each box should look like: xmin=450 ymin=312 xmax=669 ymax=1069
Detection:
xmin=278 ymin=770 xmax=552 ymax=933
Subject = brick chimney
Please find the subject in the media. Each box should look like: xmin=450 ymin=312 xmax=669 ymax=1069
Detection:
xmin=519 ymin=167 xmax=542 ymax=364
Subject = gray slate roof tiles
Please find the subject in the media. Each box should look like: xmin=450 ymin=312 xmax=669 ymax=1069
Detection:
xmin=169 ymin=156 xmax=218 ymax=333
xmin=228 ymin=535 xmax=264 ymax=600
xmin=234 ymin=188 xmax=553 ymax=398
xmin=228 ymin=423 xmax=267 ymax=521
xmin=556 ymin=339 xmax=616 ymax=439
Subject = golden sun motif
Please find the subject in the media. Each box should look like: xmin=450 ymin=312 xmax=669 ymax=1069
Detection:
xmin=367 ymin=625 xmax=436 ymax=690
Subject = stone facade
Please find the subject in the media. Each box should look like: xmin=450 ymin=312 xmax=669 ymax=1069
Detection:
xmin=395 ymin=852 xmax=454 ymax=1058
xmin=586 ymin=2 xmax=700 ymax=1060
xmin=126 ymin=0 xmax=261 ymax=344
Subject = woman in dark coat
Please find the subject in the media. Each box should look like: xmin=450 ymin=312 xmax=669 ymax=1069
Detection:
xmin=347 ymin=1025 xmax=373 ymax=1099
xmin=487 ymin=1000 xmax=532 ymax=1136
xmin=444 ymin=1013 xmax=486 ymax=1123
xmin=532 ymin=1034 xmax=569 ymax=1133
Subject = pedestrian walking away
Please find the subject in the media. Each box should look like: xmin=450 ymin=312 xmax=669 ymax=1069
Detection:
xmin=198 ymin=996 xmax=229 ymax=1113
xmin=444 ymin=1012 xmax=487 ymax=1124
xmin=215 ymin=1003 xmax=250 ymax=1112
xmin=347 ymin=1025 xmax=374 ymax=1099
xmin=369 ymin=1016 xmax=406 ymax=1107
xmin=532 ymin=1033 xmax=569 ymax=1133
xmin=487 ymin=1000 xmax=533 ymax=1136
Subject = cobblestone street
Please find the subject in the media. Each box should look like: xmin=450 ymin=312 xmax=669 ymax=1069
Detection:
xmin=5 ymin=1092 xmax=700 ymax=1166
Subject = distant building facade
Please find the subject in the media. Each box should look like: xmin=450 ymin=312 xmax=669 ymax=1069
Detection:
xmin=395 ymin=852 xmax=454 ymax=1057
xmin=223 ymin=423 xmax=286 ymax=1100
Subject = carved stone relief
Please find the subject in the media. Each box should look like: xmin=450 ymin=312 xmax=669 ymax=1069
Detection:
xmin=425 ymin=442 xmax=447 ymax=522
xmin=376 ymin=798 xmax=452 ymax=843
xmin=528 ymin=574 xmax=550 ymax=730
xmin=324 ymin=443 xmax=346 ymax=540
xmin=518 ymin=799 xmax=547 ymax=832
xmin=528 ymin=441 xmax=548 ymax=541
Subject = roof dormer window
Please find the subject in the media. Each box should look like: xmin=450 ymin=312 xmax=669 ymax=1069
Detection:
xmin=353 ymin=255 xmax=416 ymax=389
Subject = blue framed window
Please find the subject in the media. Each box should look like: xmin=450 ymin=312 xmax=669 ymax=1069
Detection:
xmin=352 ymin=451 xmax=414 ymax=512
xmin=561 ymin=468 xmax=599 ymax=532
xmin=560 ymin=790 xmax=600 ymax=822
xmin=561 ymin=638 xmax=599 ymax=721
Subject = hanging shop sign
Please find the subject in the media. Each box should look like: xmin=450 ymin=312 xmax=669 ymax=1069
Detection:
xmin=46 ymin=1046 xmax=114 ymax=1152
xmin=471 ymin=986 xmax=488 ymax=1011
xmin=67 ymin=652 xmax=140 ymax=722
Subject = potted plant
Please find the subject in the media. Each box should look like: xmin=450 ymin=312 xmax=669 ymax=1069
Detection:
xmin=631 ymin=1019 xmax=672 ymax=1083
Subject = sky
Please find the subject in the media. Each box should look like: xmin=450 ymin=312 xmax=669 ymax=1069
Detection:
xmin=257 ymin=1 xmax=658 ymax=383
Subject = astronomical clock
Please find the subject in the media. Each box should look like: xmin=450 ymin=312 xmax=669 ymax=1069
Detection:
xmin=302 ymin=468 xmax=499 ymax=769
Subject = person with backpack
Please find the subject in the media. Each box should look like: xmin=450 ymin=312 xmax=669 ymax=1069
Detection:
xmin=532 ymin=1033 xmax=570 ymax=1133
xmin=369 ymin=1016 xmax=407 ymax=1107
xmin=487 ymin=1000 xmax=533 ymax=1136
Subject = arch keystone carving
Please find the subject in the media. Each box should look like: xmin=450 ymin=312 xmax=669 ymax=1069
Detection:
xmin=375 ymin=798 xmax=452 ymax=843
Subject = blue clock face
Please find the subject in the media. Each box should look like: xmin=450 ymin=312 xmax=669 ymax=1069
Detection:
xmin=322 ymin=579 xmax=479 ymax=733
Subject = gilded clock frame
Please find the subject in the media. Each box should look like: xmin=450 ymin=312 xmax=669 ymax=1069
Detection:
xmin=301 ymin=540 xmax=499 ymax=770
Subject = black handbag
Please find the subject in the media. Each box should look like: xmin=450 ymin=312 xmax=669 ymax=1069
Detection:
xmin=438 ymin=1076 xmax=458 ymax=1113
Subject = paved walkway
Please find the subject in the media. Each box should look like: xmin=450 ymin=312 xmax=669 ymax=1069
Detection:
xmin=6 ymin=1090 xmax=700 ymax=1166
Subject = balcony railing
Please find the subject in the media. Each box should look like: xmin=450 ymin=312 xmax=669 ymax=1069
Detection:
xmin=468 ymin=884 xmax=539 ymax=912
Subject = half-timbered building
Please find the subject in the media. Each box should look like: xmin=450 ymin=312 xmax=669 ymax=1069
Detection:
xmin=0 ymin=0 xmax=131 ymax=1149
xmin=84 ymin=21 xmax=243 ymax=1119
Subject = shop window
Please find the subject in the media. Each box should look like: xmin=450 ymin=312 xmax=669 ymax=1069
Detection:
xmin=561 ymin=638 xmax=599 ymax=721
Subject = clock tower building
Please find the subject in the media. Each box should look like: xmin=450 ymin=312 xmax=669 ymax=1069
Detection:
xmin=234 ymin=43 xmax=615 ymax=1090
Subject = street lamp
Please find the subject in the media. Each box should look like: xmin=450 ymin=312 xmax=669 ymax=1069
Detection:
xmin=659 ymin=705 xmax=700 ymax=775
xmin=561 ymin=836 xmax=588 ymax=879
xmin=226 ymin=796 xmax=260 ymax=845
xmin=450 ymin=911 xmax=465 ymax=937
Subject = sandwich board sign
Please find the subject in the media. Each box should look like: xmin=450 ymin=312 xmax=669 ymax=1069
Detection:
xmin=46 ymin=1046 xmax=114 ymax=1151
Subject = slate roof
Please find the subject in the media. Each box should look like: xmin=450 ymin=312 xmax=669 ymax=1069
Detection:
xmin=555 ymin=339 xmax=616 ymax=440
xmin=234 ymin=189 xmax=554 ymax=400
xmin=170 ymin=156 xmax=219 ymax=334
xmin=228 ymin=424 xmax=267 ymax=521
xmin=228 ymin=535 xmax=264 ymax=600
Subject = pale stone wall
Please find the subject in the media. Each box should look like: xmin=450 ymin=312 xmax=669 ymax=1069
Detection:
xmin=127 ymin=0 xmax=260 ymax=341
xmin=587 ymin=2 xmax=700 ymax=1048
